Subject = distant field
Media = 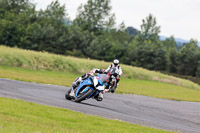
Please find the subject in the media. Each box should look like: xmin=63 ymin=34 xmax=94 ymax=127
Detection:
xmin=0 ymin=45 xmax=199 ymax=90
xmin=1 ymin=66 xmax=200 ymax=102
xmin=0 ymin=97 xmax=174 ymax=133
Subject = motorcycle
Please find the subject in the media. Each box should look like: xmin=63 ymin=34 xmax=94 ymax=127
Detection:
xmin=65 ymin=73 xmax=108 ymax=103
xmin=106 ymin=67 xmax=120 ymax=93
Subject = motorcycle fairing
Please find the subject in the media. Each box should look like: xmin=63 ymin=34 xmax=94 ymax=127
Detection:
xmin=75 ymin=77 xmax=93 ymax=97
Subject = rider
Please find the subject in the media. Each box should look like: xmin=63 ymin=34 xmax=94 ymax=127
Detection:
xmin=105 ymin=59 xmax=122 ymax=91
xmin=70 ymin=69 xmax=107 ymax=101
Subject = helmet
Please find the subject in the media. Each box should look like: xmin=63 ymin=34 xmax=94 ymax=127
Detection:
xmin=113 ymin=59 xmax=119 ymax=66
xmin=81 ymin=73 xmax=88 ymax=80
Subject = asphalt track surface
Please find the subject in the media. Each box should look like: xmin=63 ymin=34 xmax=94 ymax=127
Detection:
xmin=0 ymin=78 xmax=200 ymax=133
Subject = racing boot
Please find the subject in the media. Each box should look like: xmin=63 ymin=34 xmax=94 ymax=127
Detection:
xmin=69 ymin=88 xmax=75 ymax=97
xmin=69 ymin=77 xmax=82 ymax=97
xmin=95 ymin=92 xmax=103 ymax=101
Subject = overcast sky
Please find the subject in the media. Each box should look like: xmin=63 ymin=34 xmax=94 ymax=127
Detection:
xmin=32 ymin=0 xmax=200 ymax=41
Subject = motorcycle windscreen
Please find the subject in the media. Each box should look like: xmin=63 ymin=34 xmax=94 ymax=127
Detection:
xmin=95 ymin=74 xmax=106 ymax=91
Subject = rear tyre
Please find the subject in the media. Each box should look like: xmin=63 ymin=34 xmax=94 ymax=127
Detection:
xmin=74 ymin=88 xmax=93 ymax=103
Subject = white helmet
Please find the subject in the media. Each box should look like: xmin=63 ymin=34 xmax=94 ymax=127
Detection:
xmin=113 ymin=59 xmax=119 ymax=66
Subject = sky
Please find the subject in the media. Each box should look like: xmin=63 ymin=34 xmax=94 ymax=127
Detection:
xmin=32 ymin=0 xmax=200 ymax=41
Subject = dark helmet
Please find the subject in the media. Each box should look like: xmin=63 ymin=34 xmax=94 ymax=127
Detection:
xmin=81 ymin=73 xmax=88 ymax=80
xmin=113 ymin=59 xmax=119 ymax=66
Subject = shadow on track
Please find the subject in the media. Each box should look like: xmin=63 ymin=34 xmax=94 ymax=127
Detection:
xmin=79 ymin=102 xmax=118 ymax=112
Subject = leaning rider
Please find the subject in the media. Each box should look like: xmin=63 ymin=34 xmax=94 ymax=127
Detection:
xmin=105 ymin=59 xmax=122 ymax=91
xmin=70 ymin=69 xmax=108 ymax=101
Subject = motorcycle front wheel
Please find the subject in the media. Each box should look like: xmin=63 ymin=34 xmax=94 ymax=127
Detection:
xmin=65 ymin=88 xmax=73 ymax=100
xmin=110 ymin=82 xmax=117 ymax=93
xmin=74 ymin=88 xmax=93 ymax=103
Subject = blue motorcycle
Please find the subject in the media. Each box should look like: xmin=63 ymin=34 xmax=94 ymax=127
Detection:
xmin=65 ymin=73 xmax=108 ymax=102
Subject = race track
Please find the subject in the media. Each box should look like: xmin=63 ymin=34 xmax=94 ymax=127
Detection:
xmin=0 ymin=78 xmax=200 ymax=133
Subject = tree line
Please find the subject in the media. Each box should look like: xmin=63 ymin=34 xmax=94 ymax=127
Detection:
xmin=0 ymin=0 xmax=200 ymax=78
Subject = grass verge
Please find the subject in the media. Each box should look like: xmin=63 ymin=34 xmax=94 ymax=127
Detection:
xmin=1 ymin=66 xmax=200 ymax=102
xmin=0 ymin=97 xmax=175 ymax=133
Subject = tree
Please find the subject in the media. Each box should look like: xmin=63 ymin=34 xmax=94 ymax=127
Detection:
xmin=0 ymin=0 xmax=33 ymax=15
xmin=130 ymin=44 xmax=166 ymax=70
xmin=162 ymin=36 xmax=178 ymax=72
xmin=177 ymin=39 xmax=199 ymax=76
xmin=71 ymin=0 xmax=117 ymax=60
xmin=127 ymin=14 xmax=165 ymax=70
xmin=162 ymin=36 xmax=176 ymax=49
xmin=23 ymin=0 xmax=69 ymax=54
xmin=166 ymin=48 xmax=179 ymax=73
xmin=104 ymin=23 xmax=130 ymax=62
xmin=137 ymin=14 xmax=160 ymax=43
xmin=0 ymin=0 xmax=35 ymax=47
xmin=74 ymin=0 xmax=115 ymax=34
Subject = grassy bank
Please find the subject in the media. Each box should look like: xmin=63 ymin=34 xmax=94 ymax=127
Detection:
xmin=0 ymin=45 xmax=199 ymax=90
xmin=1 ymin=66 xmax=200 ymax=102
xmin=0 ymin=97 xmax=174 ymax=133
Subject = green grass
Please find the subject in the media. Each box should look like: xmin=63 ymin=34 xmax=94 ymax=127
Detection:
xmin=0 ymin=97 xmax=175 ymax=133
xmin=1 ymin=66 xmax=200 ymax=102
xmin=118 ymin=79 xmax=200 ymax=101
xmin=0 ymin=65 xmax=78 ymax=86
xmin=0 ymin=45 xmax=199 ymax=90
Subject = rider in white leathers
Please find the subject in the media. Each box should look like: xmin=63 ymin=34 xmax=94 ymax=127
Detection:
xmin=105 ymin=59 xmax=122 ymax=86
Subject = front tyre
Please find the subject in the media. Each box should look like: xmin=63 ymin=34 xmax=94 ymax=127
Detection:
xmin=74 ymin=88 xmax=93 ymax=103
xmin=110 ymin=82 xmax=117 ymax=93
xmin=65 ymin=88 xmax=72 ymax=100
